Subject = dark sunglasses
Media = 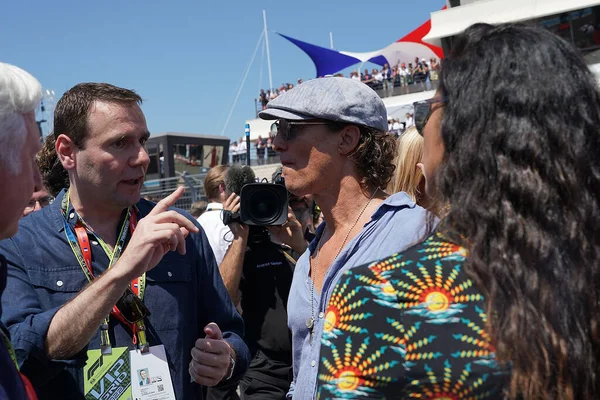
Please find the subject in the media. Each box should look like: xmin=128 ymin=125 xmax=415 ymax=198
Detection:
xmin=413 ymin=97 xmax=447 ymax=136
xmin=270 ymin=119 xmax=329 ymax=141
xmin=115 ymin=287 xmax=151 ymax=324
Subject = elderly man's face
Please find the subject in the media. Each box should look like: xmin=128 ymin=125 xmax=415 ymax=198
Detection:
xmin=23 ymin=186 xmax=53 ymax=217
xmin=1 ymin=112 xmax=42 ymax=239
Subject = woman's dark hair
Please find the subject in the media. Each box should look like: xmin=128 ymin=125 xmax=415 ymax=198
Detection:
xmin=437 ymin=23 xmax=600 ymax=399
xmin=326 ymin=121 xmax=396 ymax=190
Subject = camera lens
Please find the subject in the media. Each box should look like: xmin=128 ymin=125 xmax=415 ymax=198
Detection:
xmin=240 ymin=183 xmax=289 ymax=226
xmin=248 ymin=189 xmax=279 ymax=223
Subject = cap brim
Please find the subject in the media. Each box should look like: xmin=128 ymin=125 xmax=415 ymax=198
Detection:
xmin=258 ymin=107 xmax=314 ymax=121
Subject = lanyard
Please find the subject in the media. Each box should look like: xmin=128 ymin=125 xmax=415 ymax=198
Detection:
xmin=0 ymin=329 xmax=38 ymax=400
xmin=61 ymin=191 xmax=148 ymax=352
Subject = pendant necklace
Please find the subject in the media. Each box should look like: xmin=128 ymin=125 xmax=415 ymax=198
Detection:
xmin=306 ymin=188 xmax=378 ymax=344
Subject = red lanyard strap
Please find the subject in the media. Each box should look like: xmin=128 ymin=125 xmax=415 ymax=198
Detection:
xmin=61 ymin=191 xmax=147 ymax=348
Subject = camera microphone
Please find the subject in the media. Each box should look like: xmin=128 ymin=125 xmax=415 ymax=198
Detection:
xmin=225 ymin=164 xmax=256 ymax=195
xmin=222 ymin=164 xmax=288 ymax=227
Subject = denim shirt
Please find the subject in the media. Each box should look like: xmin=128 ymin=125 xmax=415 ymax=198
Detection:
xmin=0 ymin=255 xmax=28 ymax=400
xmin=0 ymin=190 xmax=250 ymax=400
xmin=287 ymin=192 xmax=432 ymax=399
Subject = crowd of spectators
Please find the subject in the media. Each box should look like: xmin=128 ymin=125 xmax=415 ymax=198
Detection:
xmin=257 ymin=58 xmax=440 ymax=109
xmin=387 ymin=112 xmax=414 ymax=136
xmin=258 ymin=80 xmax=301 ymax=109
xmin=230 ymin=135 xmax=278 ymax=165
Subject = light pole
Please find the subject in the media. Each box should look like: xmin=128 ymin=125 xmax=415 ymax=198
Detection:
xmin=37 ymin=89 xmax=56 ymax=140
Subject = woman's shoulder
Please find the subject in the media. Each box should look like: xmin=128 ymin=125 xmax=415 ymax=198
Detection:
xmin=348 ymin=233 xmax=467 ymax=279
xmin=337 ymin=232 xmax=476 ymax=310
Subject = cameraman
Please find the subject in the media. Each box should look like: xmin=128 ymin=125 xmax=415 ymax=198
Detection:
xmin=207 ymin=181 xmax=309 ymax=400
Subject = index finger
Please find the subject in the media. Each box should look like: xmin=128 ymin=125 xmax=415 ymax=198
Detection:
xmin=149 ymin=186 xmax=185 ymax=216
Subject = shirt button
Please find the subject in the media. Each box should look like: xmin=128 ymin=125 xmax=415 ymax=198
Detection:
xmin=69 ymin=212 xmax=75 ymax=219
xmin=91 ymin=240 xmax=99 ymax=246
xmin=311 ymin=360 xmax=316 ymax=367
xmin=167 ymin=271 xmax=173 ymax=277
xmin=318 ymin=312 xmax=324 ymax=319
xmin=56 ymin=280 xmax=63 ymax=287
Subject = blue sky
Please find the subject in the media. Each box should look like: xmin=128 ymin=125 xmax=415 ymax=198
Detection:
xmin=2 ymin=0 xmax=444 ymax=141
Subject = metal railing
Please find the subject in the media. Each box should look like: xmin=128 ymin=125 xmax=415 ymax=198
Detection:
xmin=141 ymin=171 xmax=208 ymax=212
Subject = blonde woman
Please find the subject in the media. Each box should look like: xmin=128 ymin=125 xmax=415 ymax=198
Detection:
xmin=387 ymin=127 xmax=424 ymax=203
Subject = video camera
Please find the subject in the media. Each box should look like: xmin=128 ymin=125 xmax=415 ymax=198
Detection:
xmin=221 ymin=165 xmax=289 ymax=227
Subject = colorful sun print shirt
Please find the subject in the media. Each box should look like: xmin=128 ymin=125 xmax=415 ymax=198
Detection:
xmin=316 ymin=233 xmax=510 ymax=399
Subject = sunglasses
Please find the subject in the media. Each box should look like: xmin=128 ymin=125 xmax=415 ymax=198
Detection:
xmin=270 ymin=120 xmax=329 ymax=141
xmin=413 ymin=97 xmax=447 ymax=136
xmin=115 ymin=287 xmax=151 ymax=324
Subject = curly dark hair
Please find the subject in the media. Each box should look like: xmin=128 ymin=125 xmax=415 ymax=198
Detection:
xmin=326 ymin=122 xmax=396 ymax=189
xmin=38 ymin=134 xmax=68 ymax=197
xmin=436 ymin=23 xmax=600 ymax=398
xmin=38 ymin=83 xmax=142 ymax=195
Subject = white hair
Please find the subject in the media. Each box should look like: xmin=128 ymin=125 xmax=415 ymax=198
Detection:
xmin=0 ymin=62 xmax=42 ymax=174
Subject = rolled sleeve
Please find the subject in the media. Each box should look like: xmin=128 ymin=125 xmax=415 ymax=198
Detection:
xmin=1 ymin=240 xmax=80 ymax=386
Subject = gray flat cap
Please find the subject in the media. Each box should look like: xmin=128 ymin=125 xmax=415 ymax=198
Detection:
xmin=259 ymin=77 xmax=388 ymax=132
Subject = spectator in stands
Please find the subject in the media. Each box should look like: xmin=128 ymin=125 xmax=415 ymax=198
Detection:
xmin=413 ymin=61 xmax=427 ymax=85
xmin=399 ymin=63 xmax=409 ymax=86
xmin=392 ymin=118 xmax=402 ymax=134
xmin=237 ymin=137 xmax=247 ymax=164
xmin=405 ymin=112 xmax=414 ymax=127
xmin=255 ymin=135 xmax=266 ymax=165
xmin=22 ymin=183 xmax=53 ymax=217
xmin=372 ymin=68 xmax=383 ymax=89
xmin=197 ymin=164 xmax=232 ymax=264
xmin=266 ymin=136 xmax=277 ymax=163
xmin=391 ymin=64 xmax=399 ymax=87
xmin=189 ymin=199 xmax=208 ymax=218
xmin=360 ymin=69 xmax=370 ymax=83
xmin=297 ymin=78 xmax=303 ymax=85
xmin=422 ymin=59 xmax=431 ymax=89
xmin=430 ymin=58 xmax=440 ymax=82
xmin=381 ymin=63 xmax=393 ymax=97
xmin=350 ymin=70 xmax=361 ymax=81
xmin=230 ymin=141 xmax=239 ymax=163
xmin=259 ymin=89 xmax=268 ymax=109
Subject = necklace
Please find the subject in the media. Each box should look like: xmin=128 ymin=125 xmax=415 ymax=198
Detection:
xmin=306 ymin=187 xmax=379 ymax=344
